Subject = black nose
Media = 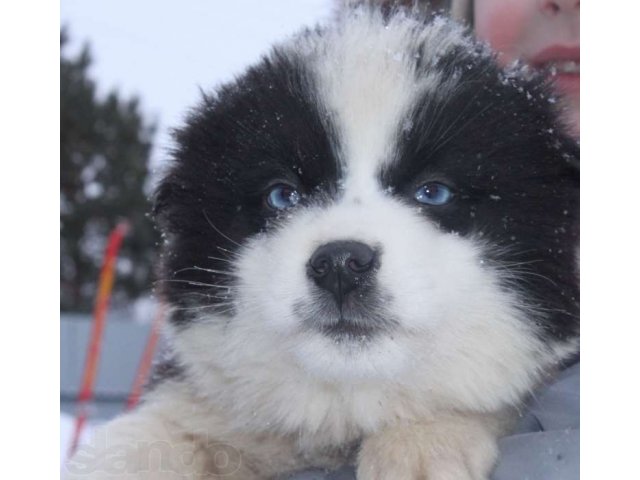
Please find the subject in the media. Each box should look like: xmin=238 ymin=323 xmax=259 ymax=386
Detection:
xmin=307 ymin=241 xmax=378 ymax=304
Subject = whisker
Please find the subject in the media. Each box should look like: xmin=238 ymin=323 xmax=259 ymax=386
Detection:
xmin=216 ymin=246 xmax=240 ymax=259
xmin=207 ymin=256 xmax=236 ymax=264
xmin=170 ymin=302 xmax=236 ymax=312
xmin=173 ymin=266 xmax=236 ymax=277
xmin=154 ymin=279 xmax=232 ymax=289
xmin=492 ymin=259 xmax=546 ymax=269
xmin=500 ymin=270 xmax=559 ymax=288
xmin=185 ymin=291 xmax=232 ymax=297
xmin=202 ymin=209 xmax=243 ymax=248
xmin=177 ymin=291 xmax=234 ymax=301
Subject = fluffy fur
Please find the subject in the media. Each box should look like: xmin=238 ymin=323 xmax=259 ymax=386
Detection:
xmin=65 ymin=8 xmax=579 ymax=480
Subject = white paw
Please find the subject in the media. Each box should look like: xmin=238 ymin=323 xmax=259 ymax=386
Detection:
xmin=356 ymin=420 xmax=498 ymax=480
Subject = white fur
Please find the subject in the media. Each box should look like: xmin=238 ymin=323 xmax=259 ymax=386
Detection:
xmin=174 ymin=189 xmax=552 ymax=441
xmin=304 ymin=12 xmax=470 ymax=181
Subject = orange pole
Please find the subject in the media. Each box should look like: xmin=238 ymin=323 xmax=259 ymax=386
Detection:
xmin=68 ymin=221 xmax=129 ymax=457
xmin=125 ymin=304 xmax=165 ymax=411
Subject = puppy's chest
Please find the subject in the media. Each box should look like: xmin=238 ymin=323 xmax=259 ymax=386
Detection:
xmin=225 ymin=376 xmax=431 ymax=445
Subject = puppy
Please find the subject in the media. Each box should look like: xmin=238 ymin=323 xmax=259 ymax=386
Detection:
xmin=65 ymin=8 xmax=579 ymax=480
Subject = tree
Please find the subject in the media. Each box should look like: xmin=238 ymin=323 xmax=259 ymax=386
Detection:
xmin=61 ymin=28 xmax=158 ymax=312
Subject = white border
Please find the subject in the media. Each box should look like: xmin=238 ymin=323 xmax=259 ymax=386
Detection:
xmin=1 ymin=1 xmax=60 ymax=477
xmin=581 ymin=1 xmax=640 ymax=478
xmin=0 ymin=0 xmax=635 ymax=477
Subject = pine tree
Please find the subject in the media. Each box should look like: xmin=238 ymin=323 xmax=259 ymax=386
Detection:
xmin=61 ymin=28 xmax=158 ymax=312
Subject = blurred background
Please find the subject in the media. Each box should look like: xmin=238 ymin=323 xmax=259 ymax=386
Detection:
xmin=60 ymin=0 xmax=336 ymax=462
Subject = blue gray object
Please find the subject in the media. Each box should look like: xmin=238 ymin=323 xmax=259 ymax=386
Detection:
xmin=288 ymin=363 xmax=579 ymax=480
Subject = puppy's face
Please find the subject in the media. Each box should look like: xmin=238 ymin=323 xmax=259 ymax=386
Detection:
xmin=155 ymin=13 xmax=578 ymax=406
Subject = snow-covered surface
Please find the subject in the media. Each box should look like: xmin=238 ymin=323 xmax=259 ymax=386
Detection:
xmin=60 ymin=413 xmax=98 ymax=466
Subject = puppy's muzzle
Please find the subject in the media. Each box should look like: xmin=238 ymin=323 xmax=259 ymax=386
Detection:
xmin=307 ymin=241 xmax=379 ymax=306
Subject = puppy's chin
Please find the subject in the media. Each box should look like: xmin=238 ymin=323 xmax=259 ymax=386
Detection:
xmin=292 ymin=331 xmax=410 ymax=382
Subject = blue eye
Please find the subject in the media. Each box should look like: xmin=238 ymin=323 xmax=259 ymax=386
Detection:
xmin=266 ymin=184 xmax=301 ymax=210
xmin=414 ymin=182 xmax=453 ymax=205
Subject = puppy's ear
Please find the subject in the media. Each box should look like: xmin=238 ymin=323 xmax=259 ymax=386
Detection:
xmin=152 ymin=172 xmax=180 ymax=233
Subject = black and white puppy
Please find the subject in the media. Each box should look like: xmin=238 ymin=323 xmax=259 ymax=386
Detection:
xmin=66 ymin=8 xmax=579 ymax=480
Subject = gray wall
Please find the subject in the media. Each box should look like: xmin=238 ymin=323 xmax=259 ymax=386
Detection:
xmin=61 ymin=312 xmax=154 ymax=420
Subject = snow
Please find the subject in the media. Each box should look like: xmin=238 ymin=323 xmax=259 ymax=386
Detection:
xmin=60 ymin=413 xmax=99 ymax=466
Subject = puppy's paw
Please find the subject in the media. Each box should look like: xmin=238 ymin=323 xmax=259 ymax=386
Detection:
xmin=356 ymin=418 xmax=498 ymax=480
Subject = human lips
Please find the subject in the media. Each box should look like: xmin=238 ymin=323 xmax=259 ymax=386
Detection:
xmin=530 ymin=46 xmax=580 ymax=96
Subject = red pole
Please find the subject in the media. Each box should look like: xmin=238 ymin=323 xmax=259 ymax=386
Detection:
xmin=125 ymin=304 xmax=165 ymax=411
xmin=68 ymin=221 xmax=129 ymax=457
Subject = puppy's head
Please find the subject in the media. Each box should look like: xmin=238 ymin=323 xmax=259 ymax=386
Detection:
xmin=155 ymin=10 xmax=578 ymax=410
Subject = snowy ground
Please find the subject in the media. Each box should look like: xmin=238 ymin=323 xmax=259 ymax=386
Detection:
xmin=60 ymin=413 xmax=98 ymax=466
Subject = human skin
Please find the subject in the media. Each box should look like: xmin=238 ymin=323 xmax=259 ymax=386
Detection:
xmin=474 ymin=0 xmax=580 ymax=137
